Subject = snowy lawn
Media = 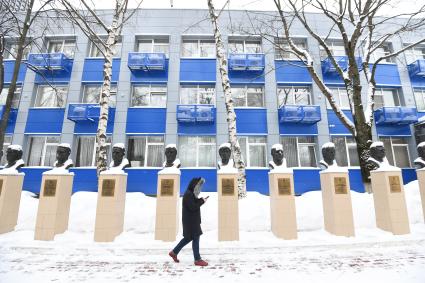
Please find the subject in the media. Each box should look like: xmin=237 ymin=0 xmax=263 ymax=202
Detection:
xmin=0 ymin=181 xmax=424 ymax=282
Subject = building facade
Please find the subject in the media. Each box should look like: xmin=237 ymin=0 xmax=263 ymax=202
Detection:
xmin=2 ymin=9 xmax=425 ymax=194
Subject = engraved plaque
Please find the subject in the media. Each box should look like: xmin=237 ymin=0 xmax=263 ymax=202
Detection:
xmin=160 ymin=179 xmax=174 ymax=196
xmin=334 ymin=177 xmax=348 ymax=194
xmin=102 ymin=179 xmax=115 ymax=197
xmin=277 ymin=178 xmax=291 ymax=195
xmin=43 ymin=179 xmax=57 ymax=197
xmin=0 ymin=179 xmax=3 ymax=197
xmin=222 ymin=178 xmax=235 ymax=196
xmin=389 ymin=176 xmax=401 ymax=193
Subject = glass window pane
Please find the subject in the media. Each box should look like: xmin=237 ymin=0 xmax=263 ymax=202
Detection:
xmin=180 ymin=87 xmax=197 ymax=104
xmin=232 ymin=88 xmax=246 ymax=107
xmin=238 ymin=137 xmax=247 ymax=164
xmin=182 ymin=40 xmax=197 ymax=57
xmin=277 ymin=88 xmax=292 ymax=107
xmin=128 ymin=137 xmax=146 ymax=167
xmin=245 ymin=41 xmax=261 ymax=53
xmin=248 ymin=136 xmax=266 ymax=143
xmin=44 ymin=144 xmax=57 ymax=166
xmin=346 ymin=137 xmax=360 ymax=166
xmin=83 ymin=85 xmax=101 ymax=104
xmin=179 ymin=136 xmax=197 ymax=167
xmin=27 ymin=137 xmax=44 ymax=166
xmin=0 ymin=87 xmax=21 ymax=108
xmin=76 ymin=136 xmax=95 ymax=167
xmin=281 ymin=137 xmax=298 ymax=167
xmin=249 ymin=144 xmax=266 ymax=167
xmin=147 ymin=144 xmax=164 ymax=167
xmin=380 ymin=138 xmax=394 ymax=166
xmin=332 ymin=137 xmax=348 ymax=167
xmin=132 ymin=85 xmax=150 ymax=106
xmin=35 ymin=86 xmax=67 ymax=107
xmin=228 ymin=41 xmax=244 ymax=53
xmin=198 ymin=144 xmax=215 ymax=167
xmin=1 ymin=136 xmax=12 ymax=165
xmin=382 ymin=89 xmax=397 ymax=107
xmin=199 ymin=87 xmax=215 ymax=104
xmin=247 ymin=88 xmax=263 ymax=107
xmin=63 ymin=40 xmax=76 ymax=58
xmin=299 ymin=144 xmax=317 ymax=167
xmin=151 ymin=92 xmax=166 ymax=107
xmin=415 ymin=90 xmax=425 ymax=111
xmin=200 ymin=40 xmax=215 ymax=57
xmin=393 ymin=146 xmax=410 ymax=168
xmin=148 ymin=136 xmax=164 ymax=143
xmin=138 ymin=40 xmax=152 ymax=53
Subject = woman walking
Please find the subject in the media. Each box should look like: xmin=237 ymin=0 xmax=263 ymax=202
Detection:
xmin=169 ymin=177 xmax=209 ymax=266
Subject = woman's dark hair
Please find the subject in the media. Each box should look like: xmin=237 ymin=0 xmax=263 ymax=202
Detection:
xmin=187 ymin=177 xmax=202 ymax=192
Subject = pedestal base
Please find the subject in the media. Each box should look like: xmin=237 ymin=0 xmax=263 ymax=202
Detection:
xmin=94 ymin=173 xmax=127 ymax=242
xmin=320 ymin=171 xmax=355 ymax=237
xmin=35 ymin=173 xmax=74 ymax=241
xmin=155 ymin=173 xmax=180 ymax=242
xmin=0 ymin=174 xmax=24 ymax=234
xmin=218 ymin=173 xmax=239 ymax=241
xmin=268 ymin=172 xmax=297 ymax=240
xmin=370 ymin=170 xmax=410 ymax=235
xmin=416 ymin=169 xmax=425 ymax=222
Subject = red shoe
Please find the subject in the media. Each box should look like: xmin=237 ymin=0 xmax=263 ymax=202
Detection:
xmin=194 ymin=259 xmax=208 ymax=266
xmin=169 ymin=251 xmax=179 ymax=263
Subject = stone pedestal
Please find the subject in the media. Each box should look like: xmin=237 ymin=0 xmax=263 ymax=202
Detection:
xmin=94 ymin=173 xmax=127 ymax=242
xmin=218 ymin=172 xmax=239 ymax=241
xmin=34 ymin=173 xmax=74 ymax=241
xmin=155 ymin=171 xmax=180 ymax=242
xmin=319 ymin=170 xmax=355 ymax=237
xmin=370 ymin=170 xmax=410 ymax=235
xmin=0 ymin=174 xmax=24 ymax=234
xmin=268 ymin=171 xmax=297 ymax=239
xmin=415 ymin=169 xmax=425 ymax=222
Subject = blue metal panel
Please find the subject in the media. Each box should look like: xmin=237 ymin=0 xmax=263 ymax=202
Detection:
xmin=293 ymin=169 xmax=321 ymax=195
xmin=279 ymin=122 xmax=318 ymax=135
xmin=28 ymin=53 xmax=72 ymax=72
xmin=128 ymin=52 xmax=166 ymax=71
xmin=4 ymin=60 xmax=27 ymax=83
xmin=178 ymin=120 xmax=216 ymax=135
xmin=348 ymin=169 xmax=365 ymax=193
xmin=176 ymin=105 xmax=215 ymax=123
xmin=21 ymin=167 xmax=50 ymax=193
xmin=181 ymin=169 xmax=217 ymax=195
xmin=235 ymin=108 xmax=267 ymax=134
xmin=328 ymin=109 xmax=353 ymax=135
xmin=376 ymin=124 xmax=412 ymax=136
xmin=246 ymin=169 xmax=269 ymax=193
xmin=374 ymin=107 xmax=418 ymax=125
xmin=275 ymin=60 xmax=312 ymax=84
xmin=322 ymin=56 xmax=362 ymax=74
xmin=228 ymin=53 xmax=265 ymax=71
xmin=130 ymin=60 xmax=169 ymax=83
xmin=402 ymin=168 xmax=417 ymax=183
xmin=278 ymin=105 xmax=321 ymax=124
xmin=180 ymin=59 xmax=216 ymax=83
xmin=25 ymin=108 xmax=64 ymax=134
xmin=125 ymin=168 xmax=160 ymax=194
xmin=82 ymin=58 xmax=121 ymax=82
xmin=0 ymin=106 xmax=18 ymax=134
xmin=126 ymin=108 xmax=166 ymax=134
xmin=229 ymin=70 xmax=265 ymax=84
xmin=69 ymin=168 xmax=98 ymax=193
xmin=372 ymin=64 xmax=401 ymax=86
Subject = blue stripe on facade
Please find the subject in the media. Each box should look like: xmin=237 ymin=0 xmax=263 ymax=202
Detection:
xmin=275 ymin=60 xmax=312 ymax=84
xmin=4 ymin=60 xmax=27 ymax=83
xmin=376 ymin=123 xmax=413 ymax=136
xmin=328 ymin=109 xmax=353 ymax=135
xmin=24 ymin=108 xmax=65 ymax=134
xmin=82 ymin=58 xmax=121 ymax=82
xmin=177 ymin=121 xmax=216 ymax=135
xmin=179 ymin=59 xmax=216 ymax=83
xmin=372 ymin=64 xmax=402 ymax=86
xmin=125 ymin=107 xmax=166 ymax=134
xmin=229 ymin=70 xmax=265 ymax=84
xmin=235 ymin=108 xmax=268 ymax=134
xmin=279 ymin=122 xmax=318 ymax=135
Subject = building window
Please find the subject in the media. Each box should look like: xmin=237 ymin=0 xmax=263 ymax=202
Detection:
xmin=414 ymin=88 xmax=425 ymax=111
xmin=0 ymin=86 xmax=22 ymax=108
xmin=327 ymin=88 xmax=350 ymax=109
xmin=380 ymin=137 xmax=411 ymax=168
xmin=320 ymin=41 xmax=345 ymax=59
xmin=228 ymin=39 xmax=261 ymax=54
xmin=131 ymin=84 xmax=167 ymax=107
xmin=331 ymin=136 xmax=360 ymax=167
xmin=47 ymin=38 xmax=76 ymax=58
xmin=76 ymin=136 xmax=112 ymax=167
xmin=1 ymin=136 xmax=12 ymax=165
xmin=181 ymin=39 xmax=215 ymax=58
xmin=374 ymin=88 xmax=401 ymax=109
xmin=277 ymin=86 xmax=311 ymax=107
xmin=137 ymin=37 xmax=169 ymax=56
xmin=405 ymin=45 xmax=425 ymax=64
xmin=232 ymin=86 xmax=264 ymax=107
xmin=82 ymin=84 xmax=117 ymax=107
xmin=27 ymin=136 xmax=60 ymax=166
xmin=239 ymin=136 xmax=267 ymax=167
xmin=180 ymin=85 xmax=215 ymax=105
xmin=4 ymin=40 xmax=31 ymax=60
xmin=88 ymin=37 xmax=122 ymax=58
xmin=34 ymin=85 xmax=67 ymax=108
xmin=370 ymin=44 xmax=393 ymax=63
xmin=179 ymin=136 xmax=216 ymax=167
xmin=281 ymin=136 xmax=317 ymax=167
xmin=127 ymin=136 xmax=164 ymax=167
xmin=274 ymin=38 xmax=307 ymax=60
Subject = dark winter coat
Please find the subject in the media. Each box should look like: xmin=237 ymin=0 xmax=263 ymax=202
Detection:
xmin=182 ymin=178 xmax=205 ymax=239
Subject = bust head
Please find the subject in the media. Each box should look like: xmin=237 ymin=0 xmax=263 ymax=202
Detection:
xmin=5 ymin=144 xmax=23 ymax=169
xmin=164 ymin=144 xmax=178 ymax=167
xmin=218 ymin=143 xmax=232 ymax=166
xmin=322 ymin=142 xmax=336 ymax=166
xmin=55 ymin=143 xmax=71 ymax=167
xmin=271 ymin=144 xmax=284 ymax=166
xmin=112 ymin=143 xmax=126 ymax=167
xmin=370 ymin=141 xmax=386 ymax=163
xmin=417 ymin=142 xmax=425 ymax=160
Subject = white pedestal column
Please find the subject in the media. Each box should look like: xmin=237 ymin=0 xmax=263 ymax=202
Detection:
xmin=0 ymin=174 xmax=24 ymax=234
xmin=217 ymin=172 xmax=239 ymax=241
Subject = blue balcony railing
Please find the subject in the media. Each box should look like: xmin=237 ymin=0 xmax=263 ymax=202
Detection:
xmin=67 ymin=104 xmax=116 ymax=122
xmin=374 ymin=106 xmax=418 ymax=125
xmin=278 ymin=105 xmax=321 ymax=124
xmin=0 ymin=105 xmax=18 ymax=124
xmin=322 ymin=56 xmax=362 ymax=74
xmin=176 ymin=104 xmax=215 ymax=123
xmin=27 ymin=52 xmax=72 ymax=72
xmin=128 ymin=52 xmax=166 ymax=71
xmin=228 ymin=53 xmax=265 ymax=71
xmin=408 ymin=59 xmax=425 ymax=77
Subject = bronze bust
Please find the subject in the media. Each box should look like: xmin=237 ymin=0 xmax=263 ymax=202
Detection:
xmin=163 ymin=144 xmax=181 ymax=168
xmin=2 ymin=145 xmax=24 ymax=172
xmin=109 ymin=143 xmax=130 ymax=170
xmin=218 ymin=143 xmax=234 ymax=169
xmin=54 ymin=143 xmax=73 ymax=170
xmin=414 ymin=142 xmax=425 ymax=169
xmin=367 ymin=141 xmax=389 ymax=170
xmin=269 ymin=144 xmax=287 ymax=169
xmin=319 ymin=142 xmax=338 ymax=169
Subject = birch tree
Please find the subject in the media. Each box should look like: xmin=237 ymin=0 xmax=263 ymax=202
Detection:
xmin=268 ymin=0 xmax=425 ymax=183
xmin=207 ymin=0 xmax=247 ymax=199
xmin=57 ymin=0 xmax=142 ymax=174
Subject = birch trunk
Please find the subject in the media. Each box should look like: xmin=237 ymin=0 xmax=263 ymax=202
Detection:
xmin=207 ymin=0 xmax=247 ymax=199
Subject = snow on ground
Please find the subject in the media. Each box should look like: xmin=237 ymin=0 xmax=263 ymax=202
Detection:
xmin=0 ymin=181 xmax=425 ymax=282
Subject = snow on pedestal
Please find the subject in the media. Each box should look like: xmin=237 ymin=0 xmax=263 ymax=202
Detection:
xmin=155 ymin=168 xmax=180 ymax=242
xmin=217 ymin=170 xmax=239 ymax=241
xmin=94 ymin=170 xmax=128 ymax=242
xmin=319 ymin=168 xmax=355 ymax=237
xmin=0 ymin=172 xmax=24 ymax=234
xmin=268 ymin=168 xmax=297 ymax=240
xmin=370 ymin=167 xmax=410 ymax=235
xmin=415 ymin=168 xmax=425 ymax=222
xmin=34 ymin=170 xmax=74 ymax=241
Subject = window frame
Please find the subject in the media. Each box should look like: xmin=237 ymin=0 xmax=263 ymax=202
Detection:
xmin=374 ymin=88 xmax=401 ymax=109
xmin=4 ymin=40 xmax=31 ymax=60
xmin=414 ymin=88 xmax=425 ymax=111
xmin=127 ymin=135 xmax=165 ymax=167
xmin=27 ymin=136 xmax=60 ymax=166
xmin=75 ymin=135 xmax=112 ymax=167
xmin=404 ymin=44 xmax=425 ymax=64
xmin=380 ymin=137 xmax=411 ymax=168
xmin=82 ymin=84 xmax=117 ymax=107
xmin=179 ymin=85 xmax=216 ymax=105
xmin=33 ymin=85 xmax=68 ymax=108
xmin=320 ymin=40 xmax=345 ymax=60
xmin=47 ymin=38 xmax=76 ymax=58
xmin=239 ymin=136 xmax=268 ymax=168
xmin=369 ymin=44 xmax=394 ymax=63
xmin=327 ymin=87 xmax=350 ymax=110
xmin=178 ymin=136 xmax=216 ymax=168
xmin=281 ymin=136 xmax=318 ymax=167
xmin=331 ymin=136 xmax=360 ymax=167
xmin=0 ymin=85 xmax=22 ymax=108
xmin=130 ymin=84 xmax=167 ymax=108
xmin=136 ymin=37 xmax=170 ymax=56
xmin=181 ymin=38 xmax=215 ymax=58
xmin=228 ymin=38 xmax=262 ymax=54
xmin=231 ymin=85 xmax=265 ymax=108
xmin=1 ymin=136 xmax=12 ymax=165
xmin=88 ymin=36 xmax=122 ymax=58
xmin=277 ymin=86 xmax=312 ymax=107
xmin=274 ymin=38 xmax=307 ymax=60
